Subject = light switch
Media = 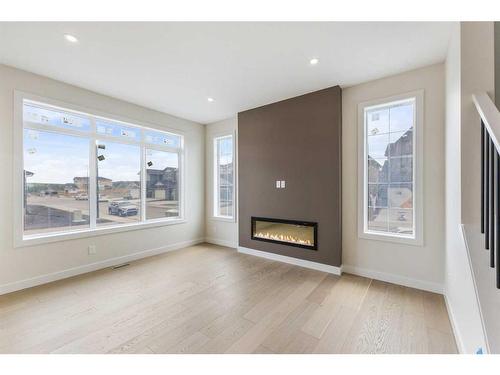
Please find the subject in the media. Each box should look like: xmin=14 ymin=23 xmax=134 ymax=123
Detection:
xmin=281 ymin=180 xmax=286 ymax=188
xmin=276 ymin=180 xmax=281 ymax=188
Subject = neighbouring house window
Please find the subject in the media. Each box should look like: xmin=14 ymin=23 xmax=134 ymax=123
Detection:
xmin=214 ymin=134 xmax=234 ymax=219
xmin=359 ymin=92 xmax=423 ymax=244
xmin=19 ymin=97 xmax=184 ymax=243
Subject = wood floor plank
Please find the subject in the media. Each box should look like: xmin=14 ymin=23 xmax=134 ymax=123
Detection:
xmin=427 ymin=328 xmax=458 ymax=354
xmin=306 ymin=274 xmax=340 ymax=305
xmin=281 ymin=331 xmax=319 ymax=354
xmin=162 ymin=331 xmax=211 ymax=354
xmin=340 ymin=280 xmax=389 ymax=353
xmin=423 ymin=292 xmax=453 ymax=334
xmin=196 ymin=317 xmax=254 ymax=353
xmin=252 ymin=345 xmax=275 ymax=354
xmin=398 ymin=286 xmax=429 ymax=354
xmin=261 ymin=299 xmax=319 ymax=352
xmin=301 ymin=274 xmax=371 ymax=339
xmin=372 ymin=283 xmax=406 ymax=354
xmin=244 ymin=267 xmax=312 ymax=323
xmin=225 ymin=270 xmax=326 ymax=353
xmin=312 ymin=305 xmax=358 ymax=353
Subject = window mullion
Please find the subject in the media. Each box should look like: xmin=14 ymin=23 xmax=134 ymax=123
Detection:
xmin=217 ymin=140 xmax=221 ymax=217
xmin=141 ymin=144 xmax=146 ymax=222
xmin=89 ymin=120 xmax=97 ymax=229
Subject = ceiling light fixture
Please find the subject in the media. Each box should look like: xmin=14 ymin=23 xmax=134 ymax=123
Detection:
xmin=64 ymin=34 xmax=79 ymax=43
xmin=207 ymin=97 xmax=214 ymax=102
xmin=309 ymin=58 xmax=319 ymax=65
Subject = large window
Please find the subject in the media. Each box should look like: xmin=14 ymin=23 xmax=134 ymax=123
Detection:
xmin=359 ymin=92 xmax=423 ymax=244
xmin=18 ymin=95 xmax=184 ymax=244
xmin=213 ymin=135 xmax=234 ymax=219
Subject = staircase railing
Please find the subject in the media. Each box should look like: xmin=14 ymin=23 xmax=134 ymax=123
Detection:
xmin=473 ymin=92 xmax=500 ymax=289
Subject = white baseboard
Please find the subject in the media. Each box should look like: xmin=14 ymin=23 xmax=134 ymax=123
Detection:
xmin=0 ymin=238 xmax=205 ymax=296
xmin=205 ymin=237 xmax=238 ymax=249
xmin=444 ymin=293 xmax=465 ymax=354
xmin=237 ymin=246 xmax=342 ymax=275
xmin=342 ymin=264 xmax=443 ymax=294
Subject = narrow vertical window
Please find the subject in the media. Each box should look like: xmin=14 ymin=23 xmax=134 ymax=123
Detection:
xmin=214 ymin=135 xmax=234 ymax=219
xmin=360 ymin=92 xmax=422 ymax=244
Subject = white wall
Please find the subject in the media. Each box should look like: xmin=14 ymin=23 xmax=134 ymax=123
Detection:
xmin=342 ymin=64 xmax=446 ymax=293
xmin=461 ymin=23 xmax=495 ymax=226
xmin=0 ymin=64 xmax=205 ymax=293
xmin=204 ymin=116 xmax=238 ymax=248
xmin=444 ymin=23 xmax=488 ymax=354
xmin=458 ymin=22 xmax=500 ymax=353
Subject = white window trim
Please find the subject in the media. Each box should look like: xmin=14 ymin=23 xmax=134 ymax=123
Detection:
xmin=13 ymin=90 xmax=187 ymax=248
xmin=212 ymin=132 xmax=236 ymax=222
xmin=357 ymin=90 xmax=424 ymax=246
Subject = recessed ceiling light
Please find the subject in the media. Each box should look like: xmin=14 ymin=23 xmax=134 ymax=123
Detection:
xmin=64 ymin=34 xmax=78 ymax=43
xmin=309 ymin=58 xmax=319 ymax=65
xmin=207 ymin=97 xmax=214 ymax=102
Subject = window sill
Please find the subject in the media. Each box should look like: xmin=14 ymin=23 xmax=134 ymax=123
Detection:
xmin=358 ymin=230 xmax=423 ymax=247
xmin=16 ymin=217 xmax=187 ymax=248
xmin=210 ymin=216 xmax=236 ymax=223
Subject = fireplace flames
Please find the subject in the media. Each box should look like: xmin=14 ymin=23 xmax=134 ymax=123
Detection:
xmin=254 ymin=231 xmax=313 ymax=246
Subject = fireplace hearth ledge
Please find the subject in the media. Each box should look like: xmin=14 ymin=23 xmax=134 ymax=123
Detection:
xmin=237 ymin=246 xmax=342 ymax=275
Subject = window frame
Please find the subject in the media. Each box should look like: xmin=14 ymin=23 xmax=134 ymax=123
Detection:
xmin=357 ymin=90 xmax=424 ymax=246
xmin=212 ymin=133 xmax=236 ymax=221
xmin=14 ymin=91 xmax=186 ymax=247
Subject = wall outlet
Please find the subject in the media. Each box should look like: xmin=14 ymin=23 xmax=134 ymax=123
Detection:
xmin=276 ymin=180 xmax=281 ymax=188
xmin=88 ymin=245 xmax=96 ymax=255
xmin=281 ymin=180 xmax=286 ymax=188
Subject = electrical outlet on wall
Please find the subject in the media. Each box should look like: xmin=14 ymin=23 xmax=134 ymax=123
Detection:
xmin=88 ymin=245 xmax=96 ymax=255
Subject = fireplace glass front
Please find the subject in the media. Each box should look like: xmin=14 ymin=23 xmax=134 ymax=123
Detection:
xmin=251 ymin=217 xmax=317 ymax=250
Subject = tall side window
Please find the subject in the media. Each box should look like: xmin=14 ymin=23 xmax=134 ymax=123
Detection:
xmin=359 ymin=92 xmax=423 ymax=244
xmin=18 ymin=95 xmax=184 ymax=246
xmin=213 ymin=135 xmax=234 ymax=219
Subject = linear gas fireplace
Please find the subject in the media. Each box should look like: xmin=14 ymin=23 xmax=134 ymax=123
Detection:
xmin=251 ymin=217 xmax=318 ymax=250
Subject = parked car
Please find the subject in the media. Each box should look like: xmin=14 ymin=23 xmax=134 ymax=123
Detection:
xmin=75 ymin=194 xmax=88 ymax=201
xmin=108 ymin=201 xmax=138 ymax=217
xmin=98 ymin=195 xmax=109 ymax=202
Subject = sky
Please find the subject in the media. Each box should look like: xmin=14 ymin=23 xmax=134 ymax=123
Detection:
xmin=24 ymin=130 xmax=89 ymax=184
xmin=367 ymin=102 xmax=414 ymax=160
xmin=23 ymin=104 xmax=180 ymax=184
xmin=24 ymin=130 xmax=179 ymax=184
xmin=218 ymin=136 xmax=233 ymax=165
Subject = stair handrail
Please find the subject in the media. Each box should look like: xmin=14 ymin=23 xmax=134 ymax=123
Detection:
xmin=473 ymin=92 xmax=500 ymax=153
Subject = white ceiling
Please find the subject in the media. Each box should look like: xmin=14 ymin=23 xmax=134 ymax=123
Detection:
xmin=0 ymin=22 xmax=452 ymax=124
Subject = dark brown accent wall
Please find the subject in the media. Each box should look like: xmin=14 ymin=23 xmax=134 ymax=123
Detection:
xmin=238 ymin=86 xmax=342 ymax=267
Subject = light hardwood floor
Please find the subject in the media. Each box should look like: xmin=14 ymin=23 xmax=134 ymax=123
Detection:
xmin=0 ymin=244 xmax=457 ymax=354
